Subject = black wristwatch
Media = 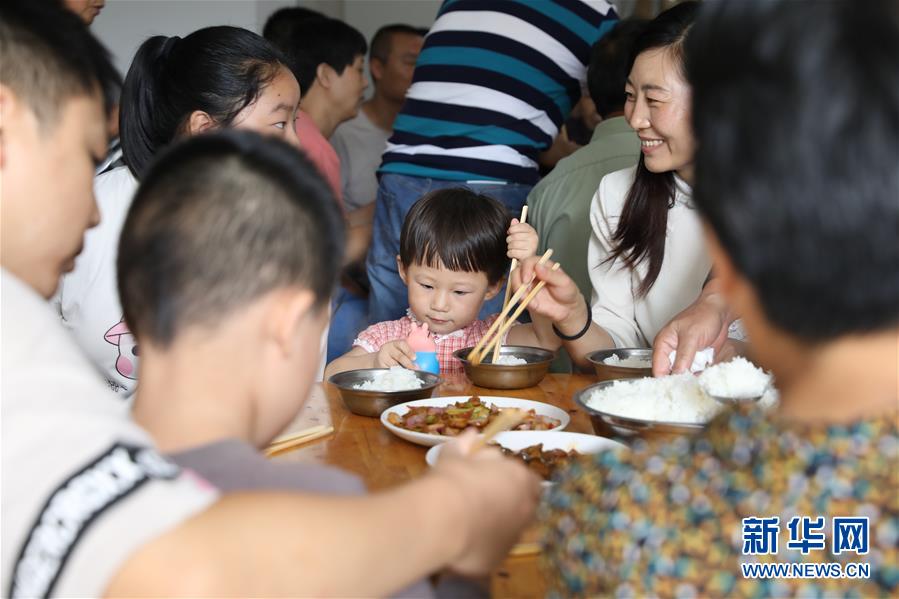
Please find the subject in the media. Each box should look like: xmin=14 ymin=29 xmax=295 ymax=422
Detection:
xmin=552 ymin=294 xmax=592 ymax=341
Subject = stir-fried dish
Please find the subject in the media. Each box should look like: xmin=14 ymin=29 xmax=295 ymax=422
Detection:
xmin=387 ymin=396 xmax=560 ymax=436
xmin=497 ymin=443 xmax=582 ymax=480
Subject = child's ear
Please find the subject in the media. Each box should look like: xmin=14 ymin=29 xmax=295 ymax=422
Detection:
xmin=0 ymin=86 xmax=7 ymax=170
xmin=704 ymin=224 xmax=752 ymax=315
xmin=397 ymin=256 xmax=408 ymax=285
xmin=186 ymin=110 xmax=216 ymax=136
xmin=484 ymin=278 xmax=504 ymax=301
xmin=0 ymin=84 xmax=20 ymax=170
xmin=268 ymin=288 xmax=317 ymax=358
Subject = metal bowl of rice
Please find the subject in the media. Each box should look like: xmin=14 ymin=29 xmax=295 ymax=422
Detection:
xmin=573 ymin=376 xmax=710 ymax=439
xmin=586 ymin=348 xmax=653 ymax=382
xmin=454 ymin=346 xmax=555 ymax=390
xmin=328 ymin=367 xmax=441 ymax=418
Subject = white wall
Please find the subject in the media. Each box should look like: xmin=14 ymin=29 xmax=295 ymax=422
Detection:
xmin=343 ymin=0 xmax=440 ymax=50
xmin=93 ymin=0 xmax=440 ymax=76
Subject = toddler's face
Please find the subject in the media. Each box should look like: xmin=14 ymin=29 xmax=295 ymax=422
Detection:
xmin=399 ymin=259 xmax=501 ymax=335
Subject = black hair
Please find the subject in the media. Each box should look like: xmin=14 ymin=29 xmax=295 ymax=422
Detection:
xmin=686 ymin=0 xmax=899 ymax=340
xmin=0 ymin=0 xmax=120 ymax=127
xmin=587 ymin=19 xmax=647 ymax=119
xmin=120 ymin=26 xmax=288 ymax=180
xmin=370 ymin=23 xmax=427 ymax=63
xmin=607 ymin=1 xmax=698 ymax=297
xmin=400 ymin=189 xmax=511 ymax=286
xmin=261 ymin=6 xmax=325 ymax=51
xmin=118 ymin=130 xmax=344 ymax=347
xmin=276 ymin=18 xmax=367 ymax=94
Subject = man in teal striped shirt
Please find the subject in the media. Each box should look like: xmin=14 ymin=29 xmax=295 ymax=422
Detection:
xmin=366 ymin=0 xmax=619 ymax=324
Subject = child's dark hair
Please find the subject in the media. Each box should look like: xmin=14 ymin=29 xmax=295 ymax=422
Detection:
xmin=399 ymin=189 xmax=511 ymax=286
xmin=120 ymin=26 xmax=288 ymax=180
xmin=275 ymin=18 xmax=367 ymax=94
xmin=0 ymin=0 xmax=120 ymax=128
xmin=687 ymin=0 xmax=899 ymax=340
xmin=118 ymin=130 xmax=345 ymax=347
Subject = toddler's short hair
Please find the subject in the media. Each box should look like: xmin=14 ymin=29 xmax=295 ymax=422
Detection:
xmin=399 ymin=188 xmax=511 ymax=285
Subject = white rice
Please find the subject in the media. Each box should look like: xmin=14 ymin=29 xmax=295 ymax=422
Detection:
xmin=493 ymin=355 xmax=528 ymax=365
xmin=698 ymin=357 xmax=771 ymax=399
xmin=586 ymin=374 xmax=719 ymax=424
xmin=354 ymin=366 xmax=425 ymax=392
xmin=603 ymin=354 xmax=651 ymax=368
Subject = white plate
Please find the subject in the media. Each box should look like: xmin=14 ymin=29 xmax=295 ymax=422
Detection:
xmin=380 ymin=396 xmax=570 ymax=447
xmin=425 ymin=431 xmax=627 ymax=484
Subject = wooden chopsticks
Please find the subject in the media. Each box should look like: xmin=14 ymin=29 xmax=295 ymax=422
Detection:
xmin=469 ymin=249 xmax=554 ymax=364
xmin=264 ymin=424 xmax=334 ymax=457
xmin=494 ymin=206 xmax=529 ymax=364
xmin=470 ymin=409 xmax=526 ymax=453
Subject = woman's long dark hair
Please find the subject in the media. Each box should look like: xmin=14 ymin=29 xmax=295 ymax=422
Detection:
xmin=607 ymin=1 xmax=699 ymax=297
xmin=120 ymin=26 xmax=287 ymax=179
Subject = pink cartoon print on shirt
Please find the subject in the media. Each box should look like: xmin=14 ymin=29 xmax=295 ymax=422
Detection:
xmin=104 ymin=318 xmax=138 ymax=380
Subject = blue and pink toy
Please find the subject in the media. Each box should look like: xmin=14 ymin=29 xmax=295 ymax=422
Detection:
xmin=407 ymin=323 xmax=439 ymax=374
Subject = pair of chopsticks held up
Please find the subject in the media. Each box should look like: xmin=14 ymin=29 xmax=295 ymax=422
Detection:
xmin=468 ymin=206 xmax=559 ymax=365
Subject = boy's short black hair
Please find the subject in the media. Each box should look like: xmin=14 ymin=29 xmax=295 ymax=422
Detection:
xmin=118 ymin=130 xmax=345 ymax=347
xmin=587 ymin=19 xmax=647 ymax=118
xmin=686 ymin=0 xmax=899 ymax=340
xmin=0 ymin=0 xmax=120 ymax=127
xmin=369 ymin=24 xmax=427 ymax=63
xmin=400 ymin=189 xmax=511 ymax=286
xmin=275 ymin=18 xmax=367 ymax=94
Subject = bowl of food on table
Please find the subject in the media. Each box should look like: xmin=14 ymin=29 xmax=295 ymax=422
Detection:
xmin=381 ymin=395 xmax=569 ymax=447
xmin=453 ymin=345 xmax=555 ymax=389
xmin=586 ymin=348 xmax=653 ymax=382
xmin=328 ymin=367 xmax=441 ymax=418
xmin=573 ymin=357 xmax=777 ymax=438
xmin=425 ymin=430 xmax=626 ymax=485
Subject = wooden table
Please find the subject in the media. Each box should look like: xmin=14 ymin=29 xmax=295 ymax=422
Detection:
xmin=272 ymin=373 xmax=598 ymax=598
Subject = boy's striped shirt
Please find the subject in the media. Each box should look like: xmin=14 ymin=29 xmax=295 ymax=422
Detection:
xmin=380 ymin=0 xmax=619 ymax=185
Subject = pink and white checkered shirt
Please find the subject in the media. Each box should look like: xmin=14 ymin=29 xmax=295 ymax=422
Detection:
xmin=353 ymin=310 xmax=513 ymax=375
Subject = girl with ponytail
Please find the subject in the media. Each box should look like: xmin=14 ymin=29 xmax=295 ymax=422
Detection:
xmin=56 ymin=26 xmax=306 ymax=396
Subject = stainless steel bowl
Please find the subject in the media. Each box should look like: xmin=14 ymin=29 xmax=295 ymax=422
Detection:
xmin=573 ymin=380 xmax=704 ymax=439
xmin=454 ymin=346 xmax=555 ymax=389
xmin=328 ymin=369 xmax=441 ymax=417
xmin=586 ymin=348 xmax=653 ymax=382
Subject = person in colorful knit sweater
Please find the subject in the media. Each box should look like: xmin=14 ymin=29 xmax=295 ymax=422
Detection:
xmin=326 ymin=188 xmax=562 ymax=377
xmin=529 ymin=1 xmax=899 ymax=596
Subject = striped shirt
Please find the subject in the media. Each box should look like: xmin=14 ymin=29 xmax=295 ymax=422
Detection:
xmin=380 ymin=0 xmax=618 ymax=185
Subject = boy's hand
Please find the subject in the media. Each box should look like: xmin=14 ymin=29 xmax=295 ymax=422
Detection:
xmin=433 ymin=430 xmax=540 ymax=577
xmin=506 ymin=218 xmax=538 ymax=262
xmin=375 ymin=340 xmax=417 ymax=369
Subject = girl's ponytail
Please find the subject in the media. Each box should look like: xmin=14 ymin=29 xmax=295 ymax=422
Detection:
xmin=119 ymin=35 xmax=181 ymax=179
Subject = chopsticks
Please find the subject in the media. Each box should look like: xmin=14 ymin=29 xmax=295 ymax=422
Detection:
xmin=264 ymin=424 xmax=334 ymax=457
xmin=470 ymin=409 xmax=527 ymax=453
xmin=469 ymin=248 xmax=554 ymax=364
xmin=494 ymin=206 xmax=529 ymax=364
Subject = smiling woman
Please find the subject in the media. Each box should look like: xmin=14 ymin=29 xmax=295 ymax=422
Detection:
xmin=513 ymin=2 xmax=717 ymax=370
